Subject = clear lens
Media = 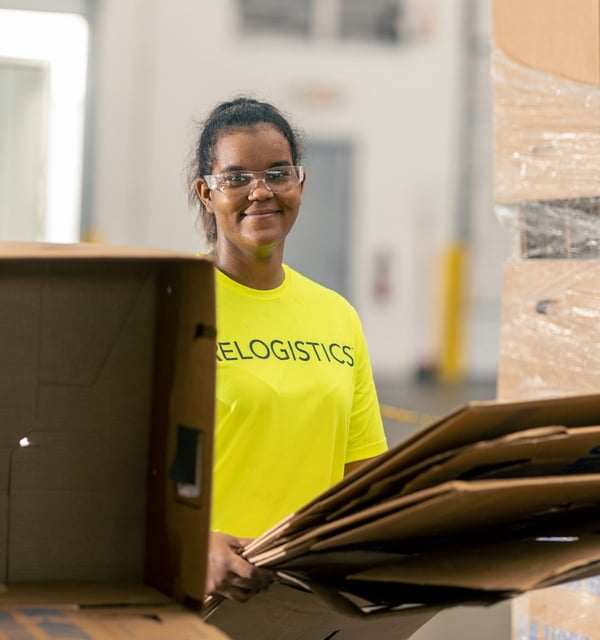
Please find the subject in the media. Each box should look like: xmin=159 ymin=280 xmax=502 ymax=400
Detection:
xmin=204 ymin=166 xmax=304 ymax=196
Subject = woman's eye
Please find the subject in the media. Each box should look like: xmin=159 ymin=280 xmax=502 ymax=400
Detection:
xmin=267 ymin=169 xmax=290 ymax=182
xmin=223 ymin=173 xmax=251 ymax=187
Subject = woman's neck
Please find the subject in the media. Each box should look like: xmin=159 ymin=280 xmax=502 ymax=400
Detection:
xmin=211 ymin=246 xmax=285 ymax=290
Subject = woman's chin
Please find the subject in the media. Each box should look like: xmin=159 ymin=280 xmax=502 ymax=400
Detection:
xmin=242 ymin=229 xmax=288 ymax=252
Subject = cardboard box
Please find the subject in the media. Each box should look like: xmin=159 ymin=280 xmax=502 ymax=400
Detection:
xmin=492 ymin=0 xmax=600 ymax=86
xmin=494 ymin=5 xmax=600 ymax=637
xmin=0 ymin=583 xmax=230 ymax=639
xmin=497 ymin=260 xmax=600 ymax=401
xmin=492 ymin=0 xmax=600 ymax=207
xmin=0 ymin=242 xmax=225 ymax=638
xmin=493 ymin=63 xmax=600 ymax=205
xmin=497 ymin=259 xmax=600 ymax=640
xmin=513 ymin=579 xmax=600 ymax=640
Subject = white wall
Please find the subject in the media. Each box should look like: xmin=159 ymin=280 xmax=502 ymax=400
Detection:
xmin=92 ymin=0 xmax=466 ymax=379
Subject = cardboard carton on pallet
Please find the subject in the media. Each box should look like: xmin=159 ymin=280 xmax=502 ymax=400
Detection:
xmin=492 ymin=0 xmax=600 ymax=259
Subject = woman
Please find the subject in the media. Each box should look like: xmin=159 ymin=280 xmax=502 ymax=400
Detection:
xmin=188 ymin=96 xmax=388 ymax=603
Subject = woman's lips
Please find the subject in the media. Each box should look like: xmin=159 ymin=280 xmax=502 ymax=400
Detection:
xmin=241 ymin=209 xmax=280 ymax=217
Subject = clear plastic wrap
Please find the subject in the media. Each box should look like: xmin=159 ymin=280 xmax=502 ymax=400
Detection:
xmin=496 ymin=197 xmax=600 ymax=259
xmin=493 ymin=29 xmax=600 ymax=640
xmin=513 ymin=580 xmax=600 ymax=640
xmin=492 ymin=47 xmax=600 ymax=258
xmin=497 ymin=260 xmax=600 ymax=402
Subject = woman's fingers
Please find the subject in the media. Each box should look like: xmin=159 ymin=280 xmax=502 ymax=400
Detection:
xmin=207 ymin=531 xmax=275 ymax=601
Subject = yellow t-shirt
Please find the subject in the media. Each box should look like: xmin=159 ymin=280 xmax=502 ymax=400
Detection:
xmin=212 ymin=265 xmax=388 ymax=537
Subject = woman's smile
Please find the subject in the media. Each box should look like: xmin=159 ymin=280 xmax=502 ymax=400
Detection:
xmin=241 ymin=208 xmax=280 ymax=217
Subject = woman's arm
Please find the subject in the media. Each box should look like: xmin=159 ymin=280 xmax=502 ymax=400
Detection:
xmin=344 ymin=455 xmax=380 ymax=477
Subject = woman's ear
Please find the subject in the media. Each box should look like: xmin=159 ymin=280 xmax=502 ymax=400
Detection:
xmin=195 ymin=178 xmax=215 ymax=213
xmin=298 ymin=168 xmax=306 ymax=197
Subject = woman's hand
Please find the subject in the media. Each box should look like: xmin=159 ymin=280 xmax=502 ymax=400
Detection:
xmin=206 ymin=531 xmax=275 ymax=602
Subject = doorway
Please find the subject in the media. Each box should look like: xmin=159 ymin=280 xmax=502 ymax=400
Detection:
xmin=0 ymin=4 xmax=90 ymax=242
xmin=283 ymin=140 xmax=353 ymax=300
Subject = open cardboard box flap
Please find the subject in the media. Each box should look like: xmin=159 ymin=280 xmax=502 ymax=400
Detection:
xmin=0 ymin=240 xmax=190 ymax=259
xmin=0 ymin=242 xmax=224 ymax=638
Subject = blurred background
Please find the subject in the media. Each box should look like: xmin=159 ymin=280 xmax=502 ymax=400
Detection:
xmin=0 ymin=1 xmax=517 ymax=636
xmin=0 ymin=0 xmax=509 ymax=401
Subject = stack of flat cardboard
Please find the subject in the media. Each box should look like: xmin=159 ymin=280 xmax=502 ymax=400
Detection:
xmin=207 ymin=392 xmax=600 ymax=639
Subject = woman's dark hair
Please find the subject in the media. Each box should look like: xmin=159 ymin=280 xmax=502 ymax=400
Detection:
xmin=187 ymin=96 xmax=305 ymax=244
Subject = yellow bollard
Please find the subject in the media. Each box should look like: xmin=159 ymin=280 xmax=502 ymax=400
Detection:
xmin=437 ymin=243 xmax=468 ymax=383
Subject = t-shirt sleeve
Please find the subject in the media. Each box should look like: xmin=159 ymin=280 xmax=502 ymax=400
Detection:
xmin=345 ymin=310 xmax=388 ymax=463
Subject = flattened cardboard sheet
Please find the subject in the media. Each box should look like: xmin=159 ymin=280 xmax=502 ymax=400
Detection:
xmin=348 ymin=533 xmax=600 ymax=593
xmin=251 ymin=475 xmax=600 ymax=568
xmin=401 ymin=425 xmax=600 ymax=494
xmin=312 ymin=475 xmax=600 ymax=552
xmin=246 ymin=393 xmax=600 ymax=559
xmin=205 ymin=582 xmax=444 ymax=640
xmin=211 ymin=392 xmax=600 ymax=636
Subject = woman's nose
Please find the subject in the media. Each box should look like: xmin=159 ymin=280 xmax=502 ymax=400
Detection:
xmin=247 ymin=177 xmax=273 ymax=199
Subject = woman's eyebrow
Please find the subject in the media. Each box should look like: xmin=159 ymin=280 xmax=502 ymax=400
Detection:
xmin=217 ymin=161 xmax=293 ymax=173
xmin=216 ymin=164 xmax=246 ymax=173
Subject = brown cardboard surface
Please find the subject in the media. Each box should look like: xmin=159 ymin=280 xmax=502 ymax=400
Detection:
xmin=0 ymin=584 xmax=227 ymax=638
xmin=247 ymin=391 xmax=600 ymax=562
xmin=216 ymin=391 xmax=600 ymax=633
xmin=349 ymin=533 xmax=600 ymax=593
xmin=0 ymin=240 xmax=194 ymax=259
xmin=0 ymin=604 xmax=229 ymax=639
xmin=497 ymin=259 xmax=600 ymax=639
xmin=0 ymin=582 xmax=173 ymax=605
xmin=492 ymin=0 xmax=600 ymax=85
xmin=492 ymin=54 xmax=600 ymax=203
xmin=311 ymin=476 xmax=600 ymax=554
xmin=497 ymin=260 xmax=600 ymax=401
xmin=0 ymin=243 xmax=218 ymax=631
xmin=0 ymin=497 xmax=6 ymax=584
xmin=148 ymin=259 xmax=217 ymax=600
xmin=401 ymin=425 xmax=600 ymax=493
xmin=492 ymin=0 xmax=600 ymax=204
xmin=0 ymin=261 xmax=154 ymax=582
xmin=205 ymin=582 xmax=444 ymax=640
xmin=311 ymin=423 xmax=592 ymax=521
xmin=512 ymin=581 xmax=600 ymax=640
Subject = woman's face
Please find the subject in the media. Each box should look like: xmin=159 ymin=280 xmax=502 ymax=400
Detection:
xmin=198 ymin=124 xmax=304 ymax=259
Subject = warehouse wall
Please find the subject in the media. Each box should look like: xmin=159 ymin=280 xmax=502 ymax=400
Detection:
xmin=0 ymin=3 xmax=514 ymax=637
xmin=91 ymin=0 xmax=470 ymax=379
xmin=1 ymin=0 xmax=509 ymax=380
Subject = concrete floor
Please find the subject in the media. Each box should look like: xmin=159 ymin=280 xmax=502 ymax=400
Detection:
xmin=376 ymin=375 xmax=498 ymax=447
xmin=373 ymin=375 xmax=513 ymax=640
